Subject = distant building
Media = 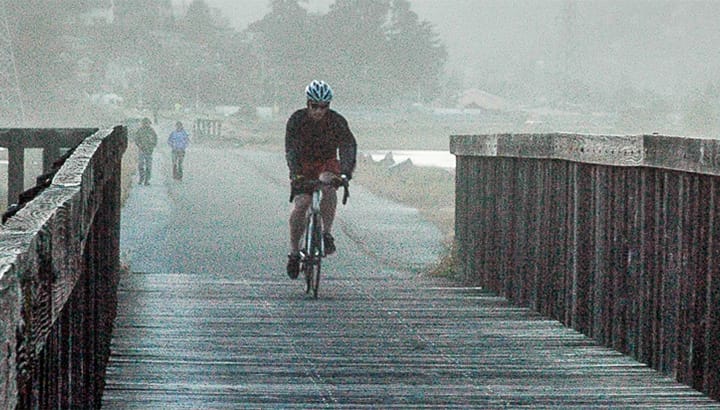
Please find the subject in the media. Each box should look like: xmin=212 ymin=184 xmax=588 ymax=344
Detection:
xmin=113 ymin=0 xmax=174 ymax=27
xmin=458 ymin=89 xmax=510 ymax=111
xmin=80 ymin=0 xmax=174 ymax=28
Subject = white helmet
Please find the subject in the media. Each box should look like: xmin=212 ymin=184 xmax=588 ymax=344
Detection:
xmin=305 ymin=80 xmax=333 ymax=103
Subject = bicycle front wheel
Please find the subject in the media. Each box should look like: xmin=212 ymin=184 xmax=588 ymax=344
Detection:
xmin=304 ymin=259 xmax=320 ymax=298
xmin=309 ymin=213 xmax=323 ymax=298
xmin=313 ymin=258 xmax=322 ymax=298
xmin=304 ymin=261 xmax=313 ymax=294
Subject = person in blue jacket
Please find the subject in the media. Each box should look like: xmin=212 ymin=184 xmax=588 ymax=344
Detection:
xmin=168 ymin=121 xmax=190 ymax=180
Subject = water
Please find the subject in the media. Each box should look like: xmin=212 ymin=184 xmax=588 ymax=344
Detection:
xmin=365 ymin=150 xmax=455 ymax=170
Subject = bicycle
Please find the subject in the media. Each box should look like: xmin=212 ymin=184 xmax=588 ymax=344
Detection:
xmin=290 ymin=175 xmax=349 ymax=298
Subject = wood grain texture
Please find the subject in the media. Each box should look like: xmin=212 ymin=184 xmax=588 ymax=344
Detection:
xmin=0 ymin=126 xmax=127 ymax=409
xmin=103 ymin=272 xmax=720 ymax=408
xmin=453 ymin=138 xmax=720 ymax=401
xmin=451 ymin=133 xmax=720 ymax=174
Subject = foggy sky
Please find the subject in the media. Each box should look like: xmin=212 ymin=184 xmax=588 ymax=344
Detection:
xmin=198 ymin=0 xmax=720 ymax=99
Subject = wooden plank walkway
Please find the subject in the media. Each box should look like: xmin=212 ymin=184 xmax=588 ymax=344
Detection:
xmin=102 ymin=144 xmax=720 ymax=408
xmin=102 ymin=271 xmax=720 ymax=408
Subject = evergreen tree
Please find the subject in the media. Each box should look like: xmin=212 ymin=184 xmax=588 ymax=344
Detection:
xmin=5 ymin=1 xmax=88 ymax=113
xmin=181 ymin=0 xmax=215 ymax=45
xmin=247 ymin=0 xmax=311 ymax=105
xmin=246 ymin=0 xmax=446 ymax=107
xmin=323 ymin=0 xmax=391 ymax=104
xmin=386 ymin=0 xmax=446 ymax=103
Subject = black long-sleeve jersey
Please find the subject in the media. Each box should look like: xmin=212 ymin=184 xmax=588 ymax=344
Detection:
xmin=285 ymin=108 xmax=357 ymax=177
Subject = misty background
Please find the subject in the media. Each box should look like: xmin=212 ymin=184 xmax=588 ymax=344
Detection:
xmin=1 ymin=0 xmax=719 ymax=137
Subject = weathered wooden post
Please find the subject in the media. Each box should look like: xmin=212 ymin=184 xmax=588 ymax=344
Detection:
xmin=0 ymin=128 xmax=92 ymax=206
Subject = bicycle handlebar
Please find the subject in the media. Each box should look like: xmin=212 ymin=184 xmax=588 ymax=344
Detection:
xmin=289 ymin=175 xmax=350 ymax=205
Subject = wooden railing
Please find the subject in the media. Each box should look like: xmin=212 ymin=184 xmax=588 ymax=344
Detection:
xmin=451 ymin=133 xmax=720 ymax=401
xmin=0 ymin=126 xmax=127 ymax=409
xmin=0 ymin=128 xmax=96 ymax=207
xmin=194 ymin=118 xmax=222 ymax=140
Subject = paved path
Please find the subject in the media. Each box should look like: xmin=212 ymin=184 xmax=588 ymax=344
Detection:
xmin=102 ymin=142 xmax=720 ymax=408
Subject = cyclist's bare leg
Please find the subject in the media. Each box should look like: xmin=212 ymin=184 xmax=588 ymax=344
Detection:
xmin=289 ymin=194 xmax=311 ymax=254
xmin=319 ymin=172 xmax=338 ymax=234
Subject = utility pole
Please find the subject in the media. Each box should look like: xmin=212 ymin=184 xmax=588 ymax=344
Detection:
xmin=0 ymin=0 xmax=25 ymax=124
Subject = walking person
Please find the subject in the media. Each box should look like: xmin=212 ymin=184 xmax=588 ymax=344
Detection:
xmin=134 ymin=117 xmax=158 ymax=185
xmin=168 ymin=121 xmax=190 ymax=180
xmin=285 ymin=80 xmax=357 ymax=279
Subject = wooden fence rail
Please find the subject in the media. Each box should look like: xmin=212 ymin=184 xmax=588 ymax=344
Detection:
xmin=193 ymin=118 xmax=222 ymax=140
xmin=0 ymin=128 xmax=95 ymax=207
xmin=0 ymin=126 xmax=127 ymax=409
xmin=451 ymin=133 xmax=720 ymax=401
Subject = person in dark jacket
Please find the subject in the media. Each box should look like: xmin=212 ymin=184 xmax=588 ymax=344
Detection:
xmin=134 ymin=117 xmax=158 ymax=185
xmin=285 ymin=80 xmax=357 ymax=279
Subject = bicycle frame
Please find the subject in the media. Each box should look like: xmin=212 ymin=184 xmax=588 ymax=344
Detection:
xmin=302 ymin=187 xmax=324 ymax=260
xmin=300 ymin=185 xmax=324 ymax=298
xmin=291 ymin=176 xmax=349 ymax=298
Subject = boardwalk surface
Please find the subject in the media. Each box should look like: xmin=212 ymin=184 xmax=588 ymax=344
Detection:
xmin=102 ymin=142 xmax=720 ymax=408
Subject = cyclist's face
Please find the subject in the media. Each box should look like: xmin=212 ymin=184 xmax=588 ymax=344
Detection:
xmin=307 ymin=101 xmax=329 ymax=121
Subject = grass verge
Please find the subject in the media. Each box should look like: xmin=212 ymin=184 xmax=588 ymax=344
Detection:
xmin=353 ymin=154 xmax=460 ymax=279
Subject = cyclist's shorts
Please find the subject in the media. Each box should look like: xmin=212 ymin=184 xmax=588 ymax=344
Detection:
xmin=300 ymin=158 xmax=341 ymax=180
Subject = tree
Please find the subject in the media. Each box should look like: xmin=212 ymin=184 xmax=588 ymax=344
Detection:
xmin=322 ymin=0 xmax=391 ymax=103
xmin=245 ymin=0 xmax=446 ymax=107
xmin=114 ymin=0 xmax=167 ymax=29
xmin=5 ymin=1 xmax=90 ymax=117
xmin=385 ymin=0 xmax=446 ymax=103
xmin=247 ymin=0 xmax=311 ymax=106
xmin=124 ymin=0 xmax=230 ymax=109
xmin=180 ymin=0 xmax=216 ymax=45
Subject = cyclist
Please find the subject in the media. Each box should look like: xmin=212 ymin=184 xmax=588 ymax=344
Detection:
xmin=285 ymin=80 xmax=357 ymax=279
